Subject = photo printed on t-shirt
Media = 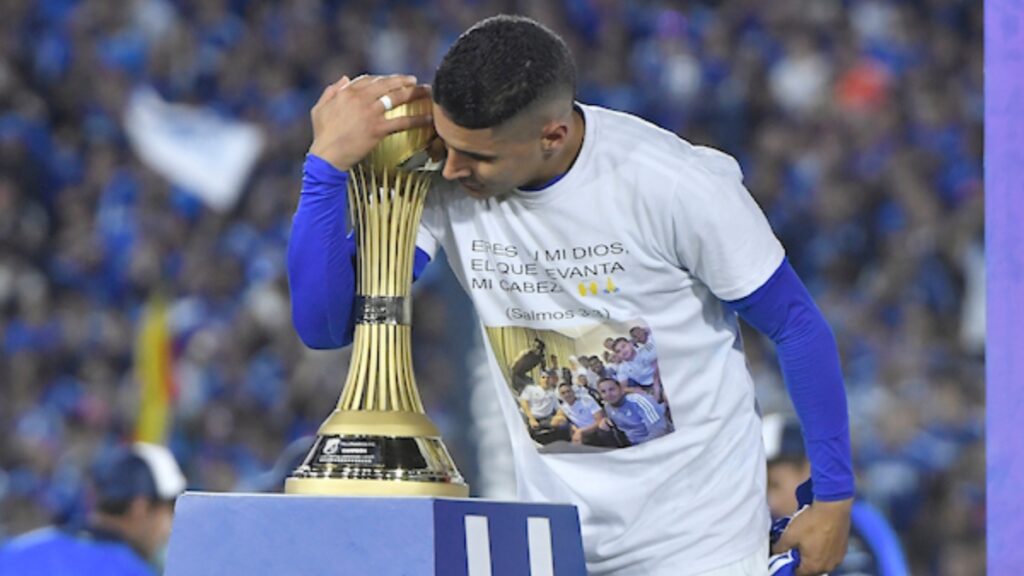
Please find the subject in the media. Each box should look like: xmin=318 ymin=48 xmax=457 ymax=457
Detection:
xmin=486 ymin=319 xmax=675 ymax=454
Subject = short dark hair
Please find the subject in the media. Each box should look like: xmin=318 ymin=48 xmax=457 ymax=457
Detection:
xmin=433 ymin=15 xmax=576 ymax=129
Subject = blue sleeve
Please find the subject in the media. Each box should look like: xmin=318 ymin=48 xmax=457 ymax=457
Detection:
xmin=724 ymin=258 xmax=855 ymax=501
xmin=287 ymin=155 xmax=431 ymax=349
xmin=0 ymin=531 xmax=156 ymax=576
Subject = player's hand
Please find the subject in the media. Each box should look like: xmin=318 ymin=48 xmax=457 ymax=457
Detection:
xmin=528 ymin=417 xmax=540 ymax=430
xmin=571 ymin=429 xmax=583 ymax=444
xmin=772 ymin=498 xmax=851 ymax=575
xmin=308 ymin=74 xmax=433 ymax=171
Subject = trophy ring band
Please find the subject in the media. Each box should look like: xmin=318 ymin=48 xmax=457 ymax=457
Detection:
xmin=378 ymin=94 xmax=394 ymax=112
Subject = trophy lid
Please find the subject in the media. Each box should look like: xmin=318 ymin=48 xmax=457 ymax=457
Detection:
xmin=363 ymin=98 xmax=438 ymax=172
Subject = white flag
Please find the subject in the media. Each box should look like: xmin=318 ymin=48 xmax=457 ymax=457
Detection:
xmin=124 ymin=87 xmax=265 ymax=212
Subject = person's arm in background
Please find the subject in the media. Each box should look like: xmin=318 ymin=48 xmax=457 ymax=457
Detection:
xmin=573 ymin=410 xmax=603 ymax=442
xmin=287 ymin=74 xmax=432 ymax=349
xmin=725 ymin=257 xmax=854 ymax=575
xmin=519 ymin=396 xmax=539 ymax=429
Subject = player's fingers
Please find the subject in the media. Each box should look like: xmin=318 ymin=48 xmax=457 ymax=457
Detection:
xmin=794 ymin=555 xmax=825 ymax=576
xmin=364 ymin=74 xmax=418 ymax=100
xmin=345 ymin=73 xmax=387 ymax=93
xmin=314 ymin=82 xmax=339 ymax=107
xmin=315 ymin=75 xmax=351 ymax=106
xmin=379 ymin=113 xmax=433 ymax=135
xmin=372 ymin=85 xmax=431 ymax=114
xmin=343 ymin=74 xmax=372 ymax=91
xmin=384 ymin=85 xmax=432 ymax=110
xmin=771 ymin=531 xmax=797 ymax=556
xmin=315 ymin=87 xmax=331 ymax=107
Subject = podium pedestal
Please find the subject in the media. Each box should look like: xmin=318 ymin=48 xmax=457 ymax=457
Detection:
xmin=165 ymin=492 xmax=587 ymax=576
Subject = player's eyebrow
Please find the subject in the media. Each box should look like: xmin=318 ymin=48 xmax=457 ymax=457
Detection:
xmin=449 ymin=145 xmax=497 ymax=162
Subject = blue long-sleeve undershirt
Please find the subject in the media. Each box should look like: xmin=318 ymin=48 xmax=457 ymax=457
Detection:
xmin=725 ymin=259 xmax=855 ymax=501
xmin=288 ymin=154 xmax=429 ymax=349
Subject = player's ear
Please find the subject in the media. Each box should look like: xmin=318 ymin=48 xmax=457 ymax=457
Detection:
xmin=540 ymin=120 xmax=569 ymax=156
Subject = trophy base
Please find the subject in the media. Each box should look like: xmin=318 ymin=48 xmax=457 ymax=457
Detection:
xmin=284 ymin=410 xmax=469 ymax=497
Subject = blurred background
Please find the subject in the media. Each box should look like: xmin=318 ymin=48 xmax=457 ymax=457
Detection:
xmin=0 ymin=0 xmax=983 ymax=574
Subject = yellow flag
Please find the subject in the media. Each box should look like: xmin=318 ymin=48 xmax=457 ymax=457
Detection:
xmin=134 ymin=296 xmax=176 ymax=444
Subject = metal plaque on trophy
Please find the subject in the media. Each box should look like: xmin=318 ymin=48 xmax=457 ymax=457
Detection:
xmin=286 ymin=99 xmax=468 ymax=497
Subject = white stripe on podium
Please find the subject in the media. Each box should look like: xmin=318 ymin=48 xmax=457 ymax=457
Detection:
xmin=527 ymin=517 xmax=554 ymax=576
xmin=464 ymin=515 xmax=555 ymax=575
xmin=465 ymin=515 xmax=492 ymax=576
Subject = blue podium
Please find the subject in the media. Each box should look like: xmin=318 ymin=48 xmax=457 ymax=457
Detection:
xmin=165 ymin=492 xmax=587 ymax=576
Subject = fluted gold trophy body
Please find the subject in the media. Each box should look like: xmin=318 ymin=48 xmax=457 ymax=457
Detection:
xmin=286 ymin=100 xmax=468 ymax=497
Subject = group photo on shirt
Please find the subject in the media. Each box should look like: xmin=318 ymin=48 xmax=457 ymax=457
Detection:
xmin=486 ymin=320 xmax=674 ymax=453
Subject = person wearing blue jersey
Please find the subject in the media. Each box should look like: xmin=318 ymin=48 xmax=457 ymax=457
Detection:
xmin=0 ymin=443 xmax=186 ymax=576
xmin=596 ymin=378 xmax=670 ymax=445
xmin=612 ymin=336 xmax=661 ymax=401
xmin=289 ymin=14 xmax=854 ymax=576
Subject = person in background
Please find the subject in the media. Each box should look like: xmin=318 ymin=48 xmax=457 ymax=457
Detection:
xmin=597 ymin=378 xmax=670 ymax=446
xmin=556 ymin=382 xmax=610 ymax=446
xmin=508 ymin=338 xmax=548 ymax=393
xmin=519 ymin=369 xmax=567 ymax=432
xmin=763 ymin=414 xmax=909 ymax=576
xmin=0 ymin=443 xmax=187 ymax=576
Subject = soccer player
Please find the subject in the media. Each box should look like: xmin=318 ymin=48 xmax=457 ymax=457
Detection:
xmin=597 ymin=378 xmax=670 ymax=445
xmin=289 ymin=15 xmax=852 ymax=576
xmin=519 ymin=370 xmax=559 ymax=426
xmin=556 ymin=381 xmax=607 ymax=445
xmin=613 ymin=336 xmax=661 ymax=401
xmin=508 ymin=338 xmax=547 ymax=393
xmin=0 ymin=443 xmax=186 ymax=576
xmin=629 ymin=325 xmax=655 ymax=354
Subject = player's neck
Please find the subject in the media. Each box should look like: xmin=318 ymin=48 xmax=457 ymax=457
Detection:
xmin=524 ymin=108 xmax=585 ymax=188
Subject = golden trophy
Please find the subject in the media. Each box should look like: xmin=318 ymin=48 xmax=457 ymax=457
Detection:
xmin=286 ymin=100 xmax=468 ymax=497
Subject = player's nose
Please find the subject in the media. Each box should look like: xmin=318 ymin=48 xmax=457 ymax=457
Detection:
xmin=441 ymin=151 xmax=471 ymax=181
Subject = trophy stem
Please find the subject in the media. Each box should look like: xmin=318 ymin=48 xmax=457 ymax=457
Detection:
xmin=339 ymin=324 xmax=424 ymax=412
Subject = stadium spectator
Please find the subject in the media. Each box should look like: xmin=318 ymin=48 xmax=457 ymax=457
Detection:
xmin=0 ymin=443 xmax=186 ymax=576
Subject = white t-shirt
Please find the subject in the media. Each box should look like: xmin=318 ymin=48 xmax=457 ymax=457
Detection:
xmin=519 ymin=384 xmax=557 ymax=418
xmin=417 ymin=104 xmax=784 ymax=575
xmin=560 ymin=393 xmax=602 ymax=428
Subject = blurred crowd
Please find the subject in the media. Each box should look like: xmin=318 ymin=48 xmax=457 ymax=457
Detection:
xmin=0 ymin=0 xmax=983 ymax=574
